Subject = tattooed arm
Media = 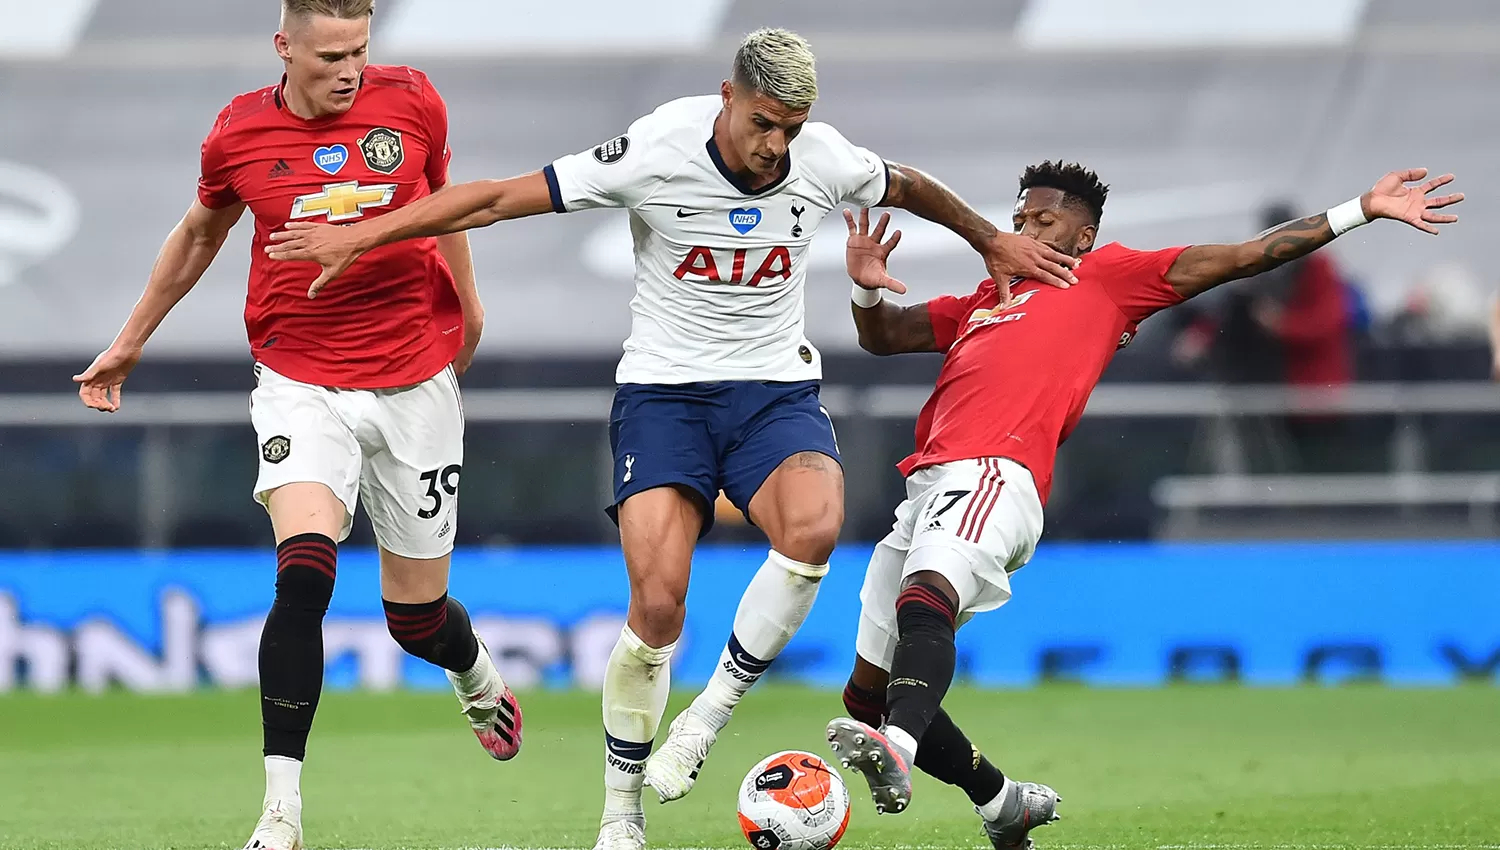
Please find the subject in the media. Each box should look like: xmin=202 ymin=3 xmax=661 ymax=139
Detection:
xmin=1165 ymin=212 xmax=1344 ymax=299
xmin=1166 ymin=169 xmax=1463 ymax=300
xmin=883 ymin=163 xmax=999 ymax=252
xmin=883 ymin=161 xmax=1078 ymax=296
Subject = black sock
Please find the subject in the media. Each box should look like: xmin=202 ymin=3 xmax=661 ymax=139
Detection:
xmin=260 ymin=532 xmax=337 ymax=761
xmin=918 ymin=709 xmax=1008 ymax=807
xmin=384 ymin=594 xmax=480 ymax=673
xmin=841 ymin=678 xmax=885 ymax=727
xmin=884 ymin=583 xmax=958 ymax=746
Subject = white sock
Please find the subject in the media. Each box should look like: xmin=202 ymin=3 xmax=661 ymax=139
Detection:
xmin=977 ymin=776 xmax=1013 ymax=821
xmin=689 ymin=550 xmax=827 ymax=731
xmin=453 ymin=638 xmax=497 ymax=698
xmin=884 ymin=725 xmax=919 ymax=764
xmin=264 ymin=755 xmax=302 ymax=803
xmin=601 ymin=625 xmax=675 ymax=821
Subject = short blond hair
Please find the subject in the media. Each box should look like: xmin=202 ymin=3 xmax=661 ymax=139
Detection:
xmin=732 ymin=28 xmax=818 ymax=111
xmin=282 ymin=0 xmax=374 ymax=26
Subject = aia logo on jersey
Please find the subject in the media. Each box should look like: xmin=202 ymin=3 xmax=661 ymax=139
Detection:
xmin=674 ymin=246 xmax=791 ymax=287
xmin=358 ymin=127 xmax=404 ymax=175
xmin=290 ymin=181 xmax=396 ymax=222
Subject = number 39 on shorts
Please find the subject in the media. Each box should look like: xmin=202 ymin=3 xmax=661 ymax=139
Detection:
xmin=417 ymin=464 xmax=462 ymax=519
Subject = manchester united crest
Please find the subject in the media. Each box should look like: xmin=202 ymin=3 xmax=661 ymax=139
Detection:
xmin=358 ymin=127 xmax=405 ymax=175
xmin=262 ymin=435 xmax=291 ymax=464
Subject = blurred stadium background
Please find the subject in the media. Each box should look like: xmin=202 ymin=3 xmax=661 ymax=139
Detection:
xmin=1 ymin=2 xmax=1498 ymax=847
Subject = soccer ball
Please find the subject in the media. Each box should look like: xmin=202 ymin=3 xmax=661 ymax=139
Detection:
xmin=737 ymin=750 xmax=851 ymax=850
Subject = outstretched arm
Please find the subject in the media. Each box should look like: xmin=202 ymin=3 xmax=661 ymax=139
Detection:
xmin=267 ymin=171 xmax=556 ymax=297
xmin=1166 ymin=168 xmax=1463 ymax=300
xmin=75 ymin=198 xmax=245 ymax=411
xmin=845 ymin=209 xmax=942 ymax=355
xmin=883 ymin=162 xmax=1078 ymax=300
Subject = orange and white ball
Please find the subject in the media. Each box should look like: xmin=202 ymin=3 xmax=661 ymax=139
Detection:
xmin=737 ymin=751 xmax=851 ymax=850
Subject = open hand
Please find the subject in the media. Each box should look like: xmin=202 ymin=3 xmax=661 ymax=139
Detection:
xmin=73 ymin=345 xmax=142 ymax=412
xmin=979 ymin=231 xmax=1078 ymax=306
xmin=844 ymin=209 xmax=906 ymax=295
xmin=1364 ymin=168 xmax=1463 ymax=235
xmin=267 ymin=221 xmax=366 ymax=298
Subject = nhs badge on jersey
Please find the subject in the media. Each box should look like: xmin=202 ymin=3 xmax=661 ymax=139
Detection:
xmin=313 ymin=144 xmax=349 ymax=175
xmin=729 ymin=208 xmax=762 ymax=235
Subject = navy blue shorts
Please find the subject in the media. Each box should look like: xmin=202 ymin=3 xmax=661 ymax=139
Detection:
xmin=607 ymin=380 xmax=840 ymax=535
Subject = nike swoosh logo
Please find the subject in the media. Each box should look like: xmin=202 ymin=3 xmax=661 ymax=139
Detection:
xmin=676 ymin=209 xmax=705 ymax=218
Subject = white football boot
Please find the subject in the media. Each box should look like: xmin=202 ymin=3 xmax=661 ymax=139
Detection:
xmin=592 ymin=818 xmax=646 ymax=850
xmin=643 ymin=708 xmax=718 ymax=802
xmin=242 ymin=797 xmax=302 ymax=850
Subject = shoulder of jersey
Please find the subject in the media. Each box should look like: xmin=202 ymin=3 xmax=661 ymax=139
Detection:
xmin=362 ymin=64 xmax=432 ymax=95
xmin=211 ymin=85 xmax=280 ymax=135
xmin=630 ymin=95 xmax=718 ymax=142
xmin=793 ymin=121 xmax=880 ymax=176
xmin=603 ymin=95 xmax=717 ymax=167
xmin=791 ymin=120 xmax=846 ymax=149
xmin=1082 ymin=241 xmax=1133 ymax=268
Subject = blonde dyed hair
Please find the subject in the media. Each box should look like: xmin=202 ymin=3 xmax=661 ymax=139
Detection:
xmin=732 ymin=28 xmax=818 ymax=111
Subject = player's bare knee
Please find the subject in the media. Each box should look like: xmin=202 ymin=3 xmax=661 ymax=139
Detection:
xmin=628 ymin=576 xmax=688 ymax=646
xmin=770 ymin=505 xmax=842 ymax=565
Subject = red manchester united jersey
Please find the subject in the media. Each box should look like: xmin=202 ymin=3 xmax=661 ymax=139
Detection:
xmin=898 ymin=242 xmax=1189 ymax=504
xmin=198 ymin=65 xmax=462 ymax=388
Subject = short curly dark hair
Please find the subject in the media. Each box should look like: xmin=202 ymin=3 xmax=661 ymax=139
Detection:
xmin=1018 ymin=161 xmax=1109 ymax=225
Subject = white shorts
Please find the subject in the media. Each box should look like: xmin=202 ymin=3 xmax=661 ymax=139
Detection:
xmin=855 ymin=457 xmax=1044 ymax=671
xmin=249 ymin=363 xmax=464 ymax=559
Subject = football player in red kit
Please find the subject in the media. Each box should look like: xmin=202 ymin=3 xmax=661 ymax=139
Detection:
xmin=72 ymin=2 xmax=520 ymax=848
xmin=824 ymin=162 xmax=1461 ymax=848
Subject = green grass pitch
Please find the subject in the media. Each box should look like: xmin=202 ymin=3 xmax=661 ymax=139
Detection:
xmin=2 ymin=686 xmax=1498 ymax=849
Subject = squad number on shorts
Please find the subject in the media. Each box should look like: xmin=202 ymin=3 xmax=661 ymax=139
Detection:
xmin=417 ymin=464 xmax=462 ymax=519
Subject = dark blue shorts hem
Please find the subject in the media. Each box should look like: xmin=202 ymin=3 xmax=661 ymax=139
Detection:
xmin=603 ymin=477 xmax=718 ymax=538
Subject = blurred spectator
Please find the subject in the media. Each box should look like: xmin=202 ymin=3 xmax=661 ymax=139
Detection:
xmin=1387 ymin=263 xmax=1491 ymax=346
xmin=1172 ymin=202 xmax=1361 ymax=470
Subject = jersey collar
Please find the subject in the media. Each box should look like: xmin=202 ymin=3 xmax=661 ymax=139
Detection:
xmin=705 ymin=137 xmax=792 ymax=196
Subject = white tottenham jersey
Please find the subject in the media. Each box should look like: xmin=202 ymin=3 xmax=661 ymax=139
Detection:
xmin=544 ymin=96 xmax=888 ymax=384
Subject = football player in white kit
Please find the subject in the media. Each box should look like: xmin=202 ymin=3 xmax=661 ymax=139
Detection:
xmin=266 ymin=28 xmax=1079 ymax=850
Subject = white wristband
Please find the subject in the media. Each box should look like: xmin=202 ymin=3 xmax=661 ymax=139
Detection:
xmin=851 ymin=283 xmax=884 ymax=308
xmin=1326 ymin=197 xmax=1368 ymax=236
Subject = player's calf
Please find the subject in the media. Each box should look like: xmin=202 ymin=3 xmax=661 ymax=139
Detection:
xmin=383 ymin=593 xmax=478 ymax=670
xmin=882 ymin=579 xmax=960 ymax=757
xmin=841 ymin=678 xmax=885 ymax=728
xmin=917 ymin=710 xmax=1008 ymax=809
xmin=260 ymin=532 xmax=337 ymax=763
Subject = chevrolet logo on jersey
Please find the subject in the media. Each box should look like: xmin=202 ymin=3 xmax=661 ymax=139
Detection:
xmin=290 ymin=181 xmax=397 ymax=222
